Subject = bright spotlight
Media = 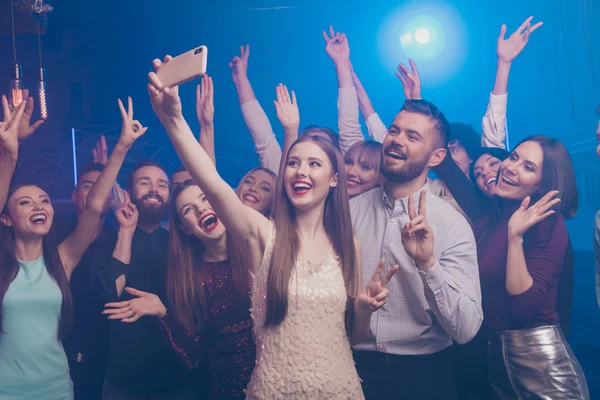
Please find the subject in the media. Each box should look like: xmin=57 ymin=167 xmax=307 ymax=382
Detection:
xmin=414 ymin=28 xmax=430 ymax=44
xmin=377 ymin=2 xmax=467 ymax=86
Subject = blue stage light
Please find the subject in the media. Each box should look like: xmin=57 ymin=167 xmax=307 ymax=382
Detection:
xmin=377 ymin=2 xmax=467 ymax=86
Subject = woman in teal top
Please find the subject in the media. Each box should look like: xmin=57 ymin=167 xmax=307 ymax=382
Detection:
xmin=0 ymin=95 xmax=146 ymax=399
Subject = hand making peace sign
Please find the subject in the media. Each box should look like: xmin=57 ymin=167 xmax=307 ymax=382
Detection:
xmin=401 ymin=190 xmax=436 ymax=271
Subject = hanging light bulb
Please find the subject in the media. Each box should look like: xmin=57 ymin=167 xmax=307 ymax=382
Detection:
xmin=9 ymin=63 xmax=24 ymax=110
xmin=38 ymin=68 xmax=47 ymax=120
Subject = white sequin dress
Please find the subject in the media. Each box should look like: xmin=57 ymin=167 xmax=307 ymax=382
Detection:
xmin=245 ymin=225 xmax=364 ymax=399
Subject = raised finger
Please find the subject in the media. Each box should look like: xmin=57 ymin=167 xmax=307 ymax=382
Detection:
xmin=118 ymin=99 xmax=127 ymax=120
xmin=2 ymin=95 xmax=11 ymax=122
xmin=329 ymin=25 xmax=335 ymax=39
xmin=407 ymin=194 xmax=417 ymax=219
xmin=152 ymin=58 xmax=162 ymax=72
xmin=283 ymin=85 xmax=291 ymax=103
xmin=530 ymin=21 xmax=543 ymax=34
xmin=291 ymin=90 xmax=297 ymax=106
xmin=321 ymin=30 xmax=330 ymax=42
xmin=536 ymin=198 xmax=561 ymax=214
xmin=370 ymin=259 xmax=385 ymax=282
xmin=517 ymin=16 xmax=534 ymax=34
xmin=127 ymin=97 xmax=133 ymax=120
xmin=395 ymin=71 xmax=407 ymax=84
xmin=409 ymin=59 xmax=419 ymax=76
xmin=380 ymin=264 xmax=399 ymax=287
xmin=418 ymin=190 xmax=427 ymax=218
xmin=9 ymin=100 xmax=27 ymax=128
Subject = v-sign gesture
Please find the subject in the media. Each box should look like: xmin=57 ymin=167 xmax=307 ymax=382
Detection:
xmin=356 ymin=259 xmax=399 ymax=314
xmin=497 ymin=16 xmax=543 ymax=64
xmin=322 ymin=25 xmax=350 ymax=64
xmin=118 ymin=97 xmax=148 ymax=148
xmin=401 ymin=190 xmax=436 ymax=271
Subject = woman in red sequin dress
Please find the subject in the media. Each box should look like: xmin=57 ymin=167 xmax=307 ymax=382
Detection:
xmin=104 ymin=181 xmax=255 ymax=399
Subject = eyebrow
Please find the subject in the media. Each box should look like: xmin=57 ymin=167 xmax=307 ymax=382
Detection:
xmin=406 ymin=129 xmax=423 ymax=139
xmin=308 ymin=157 xmax=324 ymax=163
xmin=259 ymin=180 xmax=273 ymax=188
xmin=16 ymin=194 xmax=49 ymax=201
xmin=389 ymin=124 xmax=400 ymax=131
xmin=136 ymin=177 xmax=170 ymax=185
xmin=513 ymin=151 xmax=539 ymax=170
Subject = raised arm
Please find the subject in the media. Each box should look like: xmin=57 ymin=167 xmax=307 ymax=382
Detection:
xmin=59 ymin=97 xmax=147 ymax=279
xmin=433 ymin=151 xmax=489 ymax=222
xmin=323 ymin=26 xmax=363 ymax=154
xmin=273 ymin=84 xmax=300 ymax=180
xmin=0 ymin=97 xmax=28 ymax=211
xmin=148 ymin=57 xmax=270 ymax=272
xmin=196 ymin=74 xmax=215 ymax=164
xmin=482 ymin=17 xmax=543 ymax=149
xmin=230 ymin=45 xmax=282 ymax=172
xmin=350 ymin=67 xmax=388 ymax=143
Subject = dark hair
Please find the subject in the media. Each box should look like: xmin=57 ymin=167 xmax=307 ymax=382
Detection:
xmin=449 ymin=123 xmax=481 ymax=161
xmin=519 ymin=136 xmax=578 ymax=218
xmin=171 ymin=165 xmax=187 ymax=176
xmin=77 ymin=163 xmax=105 ymax=183
xmin=477 ymin=136 xmax=578 ymax=252
xmin=299 ymin=125 xmax=339 ymax=149
xmin=127 ymin=160 xmax=169 ymax=191
xmin=166 ymin=182 xmax=248 ymax=333
xmin=0 ymin=184 xmax=73 ymax=339
xmin=469 ymin=147 xmax=510 ymax=183
xmin=266 ymin=135 xmax=359 ymax=335
xmin=400 ymin=100 xmax=450 ymax=148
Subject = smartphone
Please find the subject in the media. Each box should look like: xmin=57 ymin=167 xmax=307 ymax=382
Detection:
xmin=156 ymin=46 xmax=208 ymax=88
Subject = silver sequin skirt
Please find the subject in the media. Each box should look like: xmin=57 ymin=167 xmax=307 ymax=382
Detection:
xmin=487 ymin=324 xmax=589 ymax=400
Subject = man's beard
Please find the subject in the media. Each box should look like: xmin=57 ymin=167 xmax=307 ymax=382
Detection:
xmin=131 ymin=192 xmax=168 ymax=226
xmin=381 ymin=145 xmax=430 ymax=184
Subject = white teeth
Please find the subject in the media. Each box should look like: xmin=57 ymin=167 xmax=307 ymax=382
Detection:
xmin=200 ymin=214 xmax=217 ymax=227
xmin=293 ymin=183 xmax=311 ymax=190
xmin=502 ymin=177 xmax=517 ymax=186
xmin=30 ymin=214 xmax=46 ymax=223
xmin=486 ymin=178 xmax=496 ymax=186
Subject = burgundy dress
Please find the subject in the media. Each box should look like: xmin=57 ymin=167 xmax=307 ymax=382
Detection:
xmin=158 ymin=259 xmax=255 ymax=399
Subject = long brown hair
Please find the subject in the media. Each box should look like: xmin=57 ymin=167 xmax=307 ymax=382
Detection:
xmin=0 ymin=184 xmax=73 ymax=339
xmin=167 ymin=182 xmax=248 ymax=333
xmin=265 ymin=135 xmax=359 ymax=334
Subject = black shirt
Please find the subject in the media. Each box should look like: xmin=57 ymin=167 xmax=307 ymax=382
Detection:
xmin=96 ymin=227 xmax=192 ymax=395
xmin=55 ymin=216 xmax=115 ymax=366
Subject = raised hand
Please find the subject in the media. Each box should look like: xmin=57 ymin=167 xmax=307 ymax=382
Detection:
xmin=117 ymin=97 xmax=148 ymax=148
xmin=497 ymin=16 xmax=543 ymax=64
xmin=148 ymin=56 xmax=183 ymax=123
xmin=356 ymin=259 xmax=399 ymax=314
xmin=273 ymin=84 xmax=299 ymax=130
xmin=401 ymin=191 xmax=435 ymax=271
xmin=396 ymin=60 xmax=422 ymax=100
xmin=114 ymin=191 xmax=138 ymax=233
xmin=103 ymin=287 xmax=166 ymax=323
xmin=92 ymin=135 xmax=108 ymax=165
xmin=14 ymin=89 xmax=44 ymax=142
xmin=196 ymin=74 xmax=215 ymax=127
xmin=229 ymin=45 xmax=250 ymax=85
xmin=322 ymin=25 xmax=350 ymax=64
xmin=0 ymin=95 xmax=27 ymax=162
xmin=508 ymin=190 xmax=560 ymax=239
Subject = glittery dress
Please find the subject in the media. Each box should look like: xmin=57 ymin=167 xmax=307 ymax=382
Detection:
xmin=245 ymin=225 xmax=364 ymax=400
xmin=158 ymin=259 xmax=255 ymax=399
